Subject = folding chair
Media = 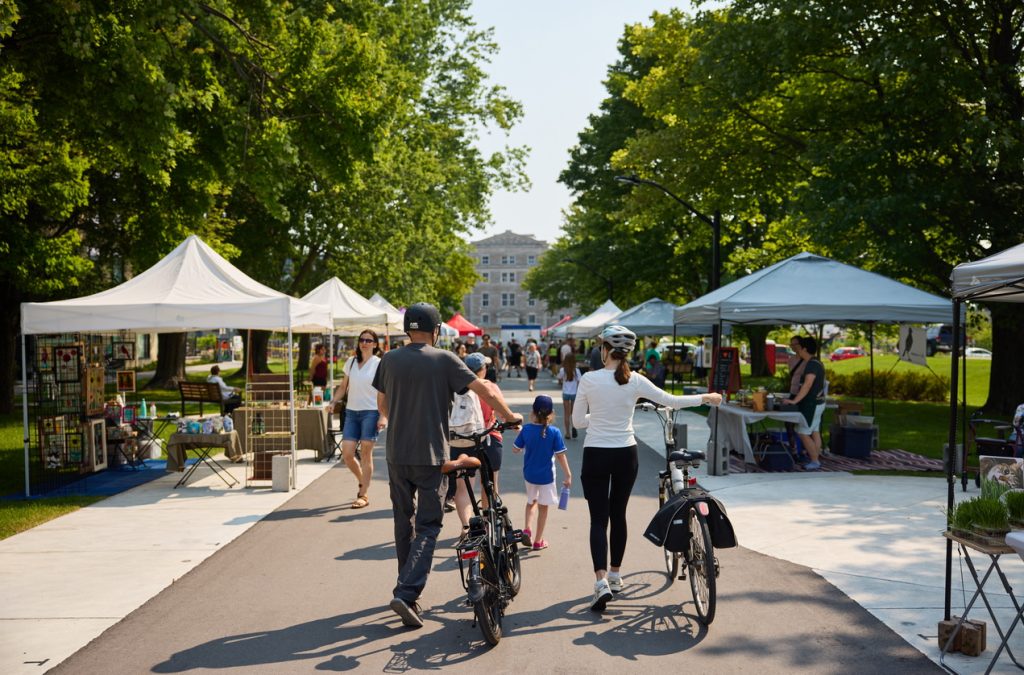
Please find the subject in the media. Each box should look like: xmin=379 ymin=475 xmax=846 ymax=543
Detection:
xmin=321 ymin=409 xmax=343 ymax=462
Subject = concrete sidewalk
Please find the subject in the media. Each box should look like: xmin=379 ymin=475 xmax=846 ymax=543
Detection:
xmin=0 ymin=369 xmax=1013 ymax=673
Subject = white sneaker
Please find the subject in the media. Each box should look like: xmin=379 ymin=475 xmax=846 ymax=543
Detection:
xmin=607 ymin=572 xmax=623 ymax=594
xmin=591 ymin=579 xmax=612 ymax=612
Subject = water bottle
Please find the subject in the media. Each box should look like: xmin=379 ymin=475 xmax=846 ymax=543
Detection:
xmin=558 ymin=486 xmax=570 ymax=510
xmin=671 ymin=464 xmax=686 ymax=494
xmin=150 ymin=403 xmax=157 ymax=419
xmin=254 ymin=412 xmax=264 ymax=436
xmin=140 ymin=398 xmax=148 ymax=418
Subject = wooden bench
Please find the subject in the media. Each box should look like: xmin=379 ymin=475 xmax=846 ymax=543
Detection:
xmin=178 ymin=381 xmax=225 ymax=417
xmin=248 ymin=373 xmax=292 ymax=403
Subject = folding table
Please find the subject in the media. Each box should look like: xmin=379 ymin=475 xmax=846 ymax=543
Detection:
xmin=940 ymin=530 xmax=1024 ymax=674
xmin=166 ymin=431 xmax=242 ymax=488
xmin=126 ymin=416 xmax=177 ymax=470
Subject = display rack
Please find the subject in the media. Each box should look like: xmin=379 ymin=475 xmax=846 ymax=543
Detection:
xmin=28 ymin=332 xmax=137 ymax=494
xmin=243 ymin=374 xmax=295 ymax=488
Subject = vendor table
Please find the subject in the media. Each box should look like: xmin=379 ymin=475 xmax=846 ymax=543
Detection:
xmin=166 ymin=431 xmax=242 ymax=488
xmin=707 ymin=403 xmax=807 ymax=465
xmin=127 ymin=416 xmax=177 ymax=470
xmin=233 ymin=406 xmax=330 ymax=457
xmin=940 ymin=531 xmax=1024 ymax=674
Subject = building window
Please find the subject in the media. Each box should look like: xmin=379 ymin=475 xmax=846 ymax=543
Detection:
xmin=500 ymin=255 xmax=516 ymax=265
xmin=481 ymin=293 xmax=489 ymax=307
xmin=528 ymin=255 xmax=536 ymax=266
xmin=481 ymin=313 xmax=489 ymax=324
xmin=501 ymin=293 xmax=515 ymax=307
xmin=528 ymin=297 xmax=536 ymax=307
xmin=528 ymin=314 xmax=536 ymax=324
xmin=500 ymin=271 xmax=516 ymax=283
xmin=482 ymin=271 xmax=490 ymax=282
xmin=481 ymin=255 xmax=489 ymax=265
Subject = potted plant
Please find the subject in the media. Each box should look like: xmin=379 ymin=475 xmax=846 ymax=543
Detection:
xmin=1004 ymin=490 xmax=1024 ymax=528
xmin=970 ymin=497 xmax=1010 ymax=545
xmin=947 ymin=498 xmax=977 ymax=539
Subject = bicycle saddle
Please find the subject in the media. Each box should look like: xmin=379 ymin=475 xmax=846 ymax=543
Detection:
xmin=442 ymin=453 xmax=481 ymax=474
xmin=670 ymin=449 xmax=705 ymax=463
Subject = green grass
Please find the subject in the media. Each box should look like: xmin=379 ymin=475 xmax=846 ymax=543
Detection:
xmin=0 ymin=496 xmax=105 ymax=540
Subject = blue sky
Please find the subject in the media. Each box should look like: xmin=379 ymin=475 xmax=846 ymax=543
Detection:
xmin=469 ymin=1 xmax=692 ymax=245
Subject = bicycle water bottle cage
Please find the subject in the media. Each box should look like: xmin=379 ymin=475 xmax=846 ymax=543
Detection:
xmin=670 ymin=449 xmax=705 ymax=464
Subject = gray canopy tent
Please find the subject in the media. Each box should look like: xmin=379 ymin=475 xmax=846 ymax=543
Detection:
xmin=673 ymin=252 xmax=956 ymax=411
xmin=944 ymin=240 xmax=1024 ymax=622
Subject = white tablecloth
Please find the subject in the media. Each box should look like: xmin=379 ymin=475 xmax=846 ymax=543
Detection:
xmin=707 ymin=404 xmax=806 ymax=464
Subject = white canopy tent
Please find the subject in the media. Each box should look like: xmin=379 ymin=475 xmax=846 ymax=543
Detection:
xmin=366 ymin=293 xmax=458 ymax=337
xmin=19 ymin=235 xmax=333 ymax=495
xmin=559 ymin=299 xmax=622 ymax=339
xmin=301 ymin=277 xmax=393 ymax=334
xmin=944 ymin=240 xmax=1024 ymax=622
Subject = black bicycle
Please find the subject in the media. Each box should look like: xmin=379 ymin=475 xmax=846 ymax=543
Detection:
xmin=637 ymin=401 xmax=719 ymax=625
xmin=443 ymin=420 xmax=523 ymax=645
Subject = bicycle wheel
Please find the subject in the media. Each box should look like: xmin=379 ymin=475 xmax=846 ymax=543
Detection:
xmin=474 ymin=550 xmax=503 ymax=645
xmin=687 ymin=507 xmax=717 ymax=625
xmin=660 ymin=478 xmax=680 ymax=582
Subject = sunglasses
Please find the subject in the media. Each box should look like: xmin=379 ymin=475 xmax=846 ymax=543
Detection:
xmin=359 ymin=338 xmax=376 ymax=344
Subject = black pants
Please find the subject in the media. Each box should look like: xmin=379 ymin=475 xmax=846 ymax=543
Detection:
xmin=581 ymin=445 xmax=638 ymax=572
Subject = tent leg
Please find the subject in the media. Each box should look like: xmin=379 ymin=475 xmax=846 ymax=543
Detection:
xmin=21 ymin=331 xmax=30 ymax=498
xmin=671 ymin=324 xmax=678 ymax=395
xmin=288 ymin=328 xmax=296 ymax=490
xmin=944 ymin=300 xmax=963 ymax=621
xmin=869 ymin=322 xmax=875 ymax=416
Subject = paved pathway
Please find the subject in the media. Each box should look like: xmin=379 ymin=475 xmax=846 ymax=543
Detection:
xmin=2 ymin=369 xmax=1010 ymax=672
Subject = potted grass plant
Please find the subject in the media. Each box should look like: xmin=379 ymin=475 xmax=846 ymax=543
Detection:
xmin=947 ymin=498 xmax=977 ymax=539
xmin=1004 ymin=491 xmax=1024 ymax=528
xmin=970 ymin=497 xmax=1010 ymax=545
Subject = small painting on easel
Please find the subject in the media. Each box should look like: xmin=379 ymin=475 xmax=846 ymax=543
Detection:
xmin=113 ymin=341 xmax=136 ymax=361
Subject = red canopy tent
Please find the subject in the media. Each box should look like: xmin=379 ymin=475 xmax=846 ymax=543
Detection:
xmin=447 ymin=312 xmax=483 ymax=336
xmin=541 ymin=315 xmax=573 ymax=337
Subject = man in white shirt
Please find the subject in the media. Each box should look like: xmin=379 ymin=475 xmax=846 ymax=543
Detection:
xmin=207 ymin=365 xmax=242 ymax=414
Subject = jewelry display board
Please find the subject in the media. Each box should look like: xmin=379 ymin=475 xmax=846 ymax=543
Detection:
xmin=244 ymin=375 xmax=295 ymax=487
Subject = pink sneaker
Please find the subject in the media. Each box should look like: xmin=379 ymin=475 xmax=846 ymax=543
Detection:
xmin=532 ymin=539 xmax=548 ymax=551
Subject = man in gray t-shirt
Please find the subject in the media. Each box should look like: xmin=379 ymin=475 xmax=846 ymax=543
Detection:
xmin=373 ymin=302 xmax=521 ymax=629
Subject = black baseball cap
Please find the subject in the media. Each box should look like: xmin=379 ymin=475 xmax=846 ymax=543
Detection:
xmin=404 ymin=302 xmax=442 ymax=333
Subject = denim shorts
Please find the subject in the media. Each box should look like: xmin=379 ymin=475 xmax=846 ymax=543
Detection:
xmin=344 ymin=409 xmax=380 ymax=442
xmin=562 ymin=393 xmax=576 ymax=402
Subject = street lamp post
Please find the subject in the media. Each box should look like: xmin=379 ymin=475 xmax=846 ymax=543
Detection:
xmin=564 ymin=256 xmax=613 ymax=302
xmin=614 ymin=174 xmax=720 ymax=295
xmin=615 ymin=173 xmax=723 ymax=388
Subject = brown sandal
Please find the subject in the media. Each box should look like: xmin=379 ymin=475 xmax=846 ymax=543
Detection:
xmin=352 ymin=495 xmax=369 ymax=509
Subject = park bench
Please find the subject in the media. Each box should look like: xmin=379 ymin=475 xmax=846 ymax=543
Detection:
xmin=178 ymin=381 xmax=225 ymax=417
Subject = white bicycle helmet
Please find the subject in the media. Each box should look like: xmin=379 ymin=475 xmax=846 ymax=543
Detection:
xmin=600 ymin=325 xmax=636 ymax=353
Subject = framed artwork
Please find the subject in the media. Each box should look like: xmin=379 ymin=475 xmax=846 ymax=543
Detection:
xmin=104 ymin=402 xmax=122 ymax=424
xmin=84 ymin=367 xmax=105 ymax=415
xmin=116 ymin=370 xmax=136 ymax=393
xmin=44 ymin=435 xmax=64 ymax=469
xmin=41 ymin=416 xmax=56 ymax=434
xmin=122 ymin=405 xmax=137 ymax=424
xmin=67 ymin=432 xmax=83 ymax=463
xmin=114 ymin=341 xmax=136 ymax=361
xmin=88 ymin=419 xmax=107 ymax=471
xmin=36 ymin=345 xmax=53 ymax=373
xmin=55 ymin=344 xmax=82 ymax=383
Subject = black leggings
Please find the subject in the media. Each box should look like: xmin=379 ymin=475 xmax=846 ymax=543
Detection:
xmin=581 ymin=445 xmax=638 ymax=572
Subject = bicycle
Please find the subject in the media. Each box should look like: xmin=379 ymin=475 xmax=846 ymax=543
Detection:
xmin=637 ymin=401 xmax=720 ymax=625
xmin=442 ymin=419 xmax=523 ymax=645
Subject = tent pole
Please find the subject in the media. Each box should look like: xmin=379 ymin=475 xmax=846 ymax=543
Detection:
xmin=944 ymin=299 xmax=963 ymax=621
xmin=21 ymin=330 xmax=30 ymax=498
xmin=671 ymin=323 xmax=678 ymax=395
xmin=288 ymin=328 xmax=296 ymax=490
xmin=869 ymin=322 xmax=875 ymax=416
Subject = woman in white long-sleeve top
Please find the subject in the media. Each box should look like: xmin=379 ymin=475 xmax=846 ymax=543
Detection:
xmin=572 ymin=325 xmax=722 ymax=612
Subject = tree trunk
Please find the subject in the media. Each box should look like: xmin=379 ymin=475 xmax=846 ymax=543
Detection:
xmin=984 ymin=304 xmax=1024 ymax=415
xmin=744 ymin=326 xmax=772 ymax=377
xmin=297 ymin=333 xmax=311 ymax=372
xmin=147 ymin=333 xmax=186 ymax=388
xmin=0 ymin=285 xmax=19 ymax=414
xmin=249 ymin=330 xmax=271 ymax=373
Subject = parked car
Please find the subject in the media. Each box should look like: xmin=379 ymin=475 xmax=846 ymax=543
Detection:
xmin=965 ymin=347 xmax=992 ymax=359
xmin=926 ymin=324 xmax=967 ymax=356
xmin=830 ymin=346 xmax=867 ymax=362
xmin=775 ymin=345 xmax=796 ymax=365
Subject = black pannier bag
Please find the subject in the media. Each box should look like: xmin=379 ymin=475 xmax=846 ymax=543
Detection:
xmin=643 ymin=491 xmax=737 ymax=551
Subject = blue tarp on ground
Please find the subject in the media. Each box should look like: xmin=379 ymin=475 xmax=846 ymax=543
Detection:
xmin=3 ymin=460 xmax=195 ymax=499
xmin=673 ymin=252 xmax=955 ymax=326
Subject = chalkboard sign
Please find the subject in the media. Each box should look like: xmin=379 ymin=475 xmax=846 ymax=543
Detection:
xmin=710 ymin=346 xmax=742 ymax=394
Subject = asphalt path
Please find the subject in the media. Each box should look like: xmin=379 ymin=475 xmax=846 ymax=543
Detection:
xmin=54 ymin=384 xmax=938 ymax=674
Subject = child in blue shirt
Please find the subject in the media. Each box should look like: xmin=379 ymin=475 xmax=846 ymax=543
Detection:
xmin=513 ymin=395 xmax=571 ymax=551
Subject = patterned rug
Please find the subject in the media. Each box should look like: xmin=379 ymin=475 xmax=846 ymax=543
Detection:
xmin=729 ymin=449 xmax=944 ymax=474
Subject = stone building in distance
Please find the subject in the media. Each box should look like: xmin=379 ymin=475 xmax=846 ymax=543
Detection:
xmin=461 ymin=230 xmax=573 ymax=335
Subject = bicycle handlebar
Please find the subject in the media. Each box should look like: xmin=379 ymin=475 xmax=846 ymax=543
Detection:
xmin=450 ymin=418 xmax=522 ymax=441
